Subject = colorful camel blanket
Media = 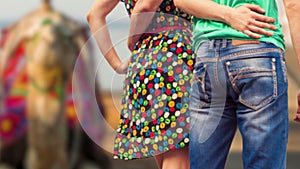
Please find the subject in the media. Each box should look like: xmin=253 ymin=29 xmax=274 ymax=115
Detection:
xmin=0 ymin=28 xmax=98 ymax=145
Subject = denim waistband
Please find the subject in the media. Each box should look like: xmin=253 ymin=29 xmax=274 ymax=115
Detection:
xmin=196 ymin=39 xmax=284 ymax=62
xmin=206 ymin=39 xmax=262 ymax=50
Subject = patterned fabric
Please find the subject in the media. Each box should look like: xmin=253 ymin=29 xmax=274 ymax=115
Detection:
xmin=0 ymin=38 xmax=27 ymax=144
xmin=114 ymin=0 xmax=194 ymax=160
xmin=295 ymin=91 xmax=300 ymax=122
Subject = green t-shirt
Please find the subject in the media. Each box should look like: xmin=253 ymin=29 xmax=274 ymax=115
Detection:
xmin=193 ymin=0 xmax=285 ymax=51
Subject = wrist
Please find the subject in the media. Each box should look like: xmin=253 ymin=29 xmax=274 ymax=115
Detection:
xmin=222 ymin=6 xmax=234 ymax=24
xmin=113 ymin=60 xmax=122 ymax=71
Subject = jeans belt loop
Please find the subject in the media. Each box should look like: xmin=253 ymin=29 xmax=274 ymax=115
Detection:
xmin=209 ymin=39 xmax=215 ymax=50
xmin=222 ymin=39 xmax=227 ymax=48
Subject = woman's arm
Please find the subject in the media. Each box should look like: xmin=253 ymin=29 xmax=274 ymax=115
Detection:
xmin=127 ymin=0 xmax=163 ymax=51
xmin=284 ymin=0 xmax=300 ymax=71
xmin=87 ymin=0 xmax=128 ymax=74
xmin=174 ymin=0 xmax=277 ymax=39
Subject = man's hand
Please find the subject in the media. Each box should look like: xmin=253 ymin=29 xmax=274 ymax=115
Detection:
xmin=226 ymin=4 xmax=277 ymax=39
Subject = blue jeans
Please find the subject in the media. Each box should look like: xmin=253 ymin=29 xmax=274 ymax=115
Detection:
xmin=189 ymin=39 xmax=288 ymax=169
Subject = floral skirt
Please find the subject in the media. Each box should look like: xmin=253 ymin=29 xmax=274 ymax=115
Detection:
xmin=113 ymin=29 xmax=194 ymax=160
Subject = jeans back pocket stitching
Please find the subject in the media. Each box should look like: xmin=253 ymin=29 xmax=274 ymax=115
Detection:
xmin=193 ymin=62 xmax=208 ymax=96
xmin=226 ymin=58 xmax=277 ymax=110
xmin=226 ymin=62 xmax=240 ymax=94
xmin=280 ymin=58 xmax=287 ymax=83
xmin=239 ymin=59 xmax=277 ymax=110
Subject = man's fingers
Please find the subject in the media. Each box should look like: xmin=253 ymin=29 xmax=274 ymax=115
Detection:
xmin=253 ymin=20 xmax=277 ymax=30
xmin=249 ymin=25 xmax=274 ymax=36
xmin=245 ymin=4 xmax=276 ymax=23
xmin=253 ymin=13 xmax=276 ymax=23
xmin=243 ymin=30 xmax=262 ymax=39
xmin=245 ymin=4 xmax=265 ymax=14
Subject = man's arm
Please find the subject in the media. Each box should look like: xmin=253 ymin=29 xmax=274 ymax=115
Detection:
xmin=174 ymin=0 xmax=277 ymax=39
xmin=284 ymin=0 xmax=300 ymax=71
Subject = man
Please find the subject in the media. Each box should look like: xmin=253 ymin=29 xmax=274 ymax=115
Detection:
xmin=283 ymin=0 xmax=300 ymax=122
xmin=175 ymin=0 xmax=289 ymax=168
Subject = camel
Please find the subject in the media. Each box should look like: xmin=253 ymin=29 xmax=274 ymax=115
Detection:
xmin=0 ymin=1 xmax=90 ymax=168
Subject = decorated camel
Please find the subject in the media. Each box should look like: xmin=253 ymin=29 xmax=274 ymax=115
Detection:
xmin=0 ymin=0 xmax=110 ymax=169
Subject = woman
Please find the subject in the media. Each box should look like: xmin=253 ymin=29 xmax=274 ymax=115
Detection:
xmin=87 ymin=0 xmax=277 ymax=168
xmin=87 ymin=0 xmax=193 ymax=168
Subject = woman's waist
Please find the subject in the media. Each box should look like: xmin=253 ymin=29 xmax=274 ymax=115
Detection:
xmin=145 ymin=25 xmax=192 ymax=35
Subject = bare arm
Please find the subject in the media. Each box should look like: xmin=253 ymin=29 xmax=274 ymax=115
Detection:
xmin=127 ymin=0 xmax=163 ymax=51
xmin=284 ymin=0 xmax=300 ymax=72
xmin=87 ymin=0 xmax=128 ymax=74
xmin=174 ymin=0 xmax=277 ymax=39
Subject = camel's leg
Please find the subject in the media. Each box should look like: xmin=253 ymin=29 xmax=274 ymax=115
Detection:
xmin=26 ymin=65 xmax=68 ymax=169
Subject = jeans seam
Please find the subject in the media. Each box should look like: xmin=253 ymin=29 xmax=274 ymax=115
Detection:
xmin=220 ymin=48 xmax=282 ymax=61
xmin=214 ymin=61 xmax=220 ymax=86
xmin=282 ymin=60 xmax=287 ymax=83
xmin=196 ymin=48 xmax=283 ymax=63
xmin=280 ymin=53 xmax=287 ymax=83
xmin=272 ymin=60 xmax=278 ymax=98
xmin=193 ymin=65 xmax=209 ymax=101
xmin=240 ymin=95 xmax=275 ymax=111
xmin=214 ymin=47 xmax=220 ymax=86
xmin=196 ymin=57 xmax=217 ymax=62
xmin=226 ymin=62 xmax=240 ymax=94
xmin=238 ymin=59 xmax=277 ymax=110
xmin=230 ymin=68 xmax=272 ymax=75
xmin=226 ymin=57 xmax=278 ymax=110
xmin=235 ymin=72 xmax=273 ymax=80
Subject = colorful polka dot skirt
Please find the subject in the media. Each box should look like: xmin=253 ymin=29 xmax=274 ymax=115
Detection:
xmin=114 ymin=0 xmax=194 ymax=160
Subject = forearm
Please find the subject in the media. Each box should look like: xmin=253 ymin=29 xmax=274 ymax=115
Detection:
xmin=87 ymin=0 xmax=122 ymax=71
xmin=284 ymin=0 xmax=300 ymax=71
xmin=175 ymin=0 xmax=276 ymax=38
xmin=174 ymin=0 xmax=231 ymax=23
xmin=89 ymin=19 xmax=122 ymax=71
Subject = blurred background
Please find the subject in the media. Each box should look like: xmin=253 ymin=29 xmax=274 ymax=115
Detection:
xmin=0 ymin=0 xmax=299 ymax=169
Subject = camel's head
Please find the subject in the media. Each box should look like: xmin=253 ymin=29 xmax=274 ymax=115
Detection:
xmin=25 ymin=13 xmax=79 ymax=71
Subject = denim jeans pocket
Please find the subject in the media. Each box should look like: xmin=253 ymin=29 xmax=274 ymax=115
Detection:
xmin=226 ymin=57 xmax=277 ymax=110
xmin=192 ymin=62 xmax=209 ymax=102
